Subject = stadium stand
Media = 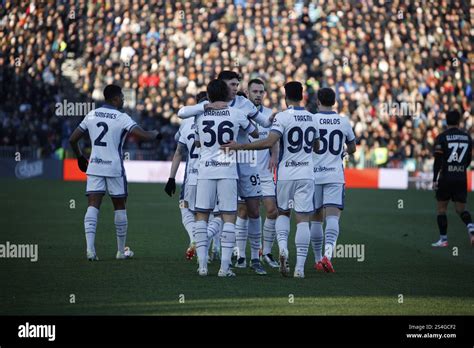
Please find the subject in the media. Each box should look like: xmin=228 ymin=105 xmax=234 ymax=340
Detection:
xmin=1 ymin=0 xmax=472 ymax=171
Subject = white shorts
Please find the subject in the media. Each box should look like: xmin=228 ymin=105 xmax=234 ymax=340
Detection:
xmin=276 ymin=179 xmax=314 ymax=214
xmin=184 ymin=184 xmax=197 ymax=212
xmin=314 ymin=183 xmax=345 ymax=211
xmin=260 ymin=177 xmax=276 ymax=198
xmin=86 ymin=175 xmax=127 ymax=197
xmin=195 ymin=179 xmax=237 ymax=213
xmin=238 ymin=170 xmax=262 ymax=200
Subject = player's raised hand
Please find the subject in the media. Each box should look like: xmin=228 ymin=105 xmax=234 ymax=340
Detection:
xmin=164 ymin=178 xmax=176 ymax=197
xmin=77 ymin=155 xmax=88 ymax=173
xmin=220 ymin=140 xmax=240 ymax=150
xmin=205 ymin=101 xmax=228 ymax=110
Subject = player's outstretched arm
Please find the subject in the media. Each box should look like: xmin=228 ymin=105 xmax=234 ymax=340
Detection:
xmin=251 ymin=111 xmax=273 ymax=128
xmin=129 ymin=126 xmax=162 ymax=142
xmin=222 ymin=131 xmax=279 ymax=151
xmin=69 ymin=128 xmax=88 ymax=172
xmin=165 ymin=143 xmax=185 ymax=197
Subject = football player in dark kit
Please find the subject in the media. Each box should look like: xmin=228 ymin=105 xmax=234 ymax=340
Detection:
xmin=432 ymin=110 xmax=474 ymax=247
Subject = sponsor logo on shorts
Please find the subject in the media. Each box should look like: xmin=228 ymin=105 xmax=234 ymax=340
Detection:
xmin=314 ymin=165 xmax=336 ymax=172
xmin=90 ymin=157 xmax=113 ymax=165
xmin=285 ymin=160 xmax=309 ymax=167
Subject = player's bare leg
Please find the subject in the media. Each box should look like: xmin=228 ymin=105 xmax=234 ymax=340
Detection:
xmin=321 ymin=207 xmax=341 ymax=273
xmin=218 ymin=213 xmax=237 ymax=277
xmin=310 ymin=209 xmax=325 ymax=271
xmin=432 ymin=200 xmax=449 ymax=247
xmin=454 ymin=202 xmax=474 ymax=246
xmin=85 ymin=193 xmax=103 ymax=261
xmin=261 ymin=197 xmax=279 ymax=268
xmin=195 ymin=211 xmax=210 ymax=275
xmin=112 ymin=197 xmax=133 ymax=259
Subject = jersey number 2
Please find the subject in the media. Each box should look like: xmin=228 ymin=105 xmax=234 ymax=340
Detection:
xmin=94 ymin=122 xmax=108 ymax=147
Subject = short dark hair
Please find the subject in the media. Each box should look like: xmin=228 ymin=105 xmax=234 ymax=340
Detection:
xmin=218 ymin=70 xmax=241 ymax=81
xmin=446 ymin=110 xmax=461 ymax=125
xmin=248 ymin=78 xmax=265 ymax=89
xmin=317 ymin=88 xmax=336 ymax=107
xmin=196 ymin=91 xmax=208 ymax=103
xmin=284 ymin=81 xmax=303 ymax=101
xmin=103 ymin=84 xmax=122 ymax=101
xmin=207 ymin=79 xmax=229 ymax=102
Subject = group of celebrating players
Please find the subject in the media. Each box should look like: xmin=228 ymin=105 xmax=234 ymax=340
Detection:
xmin=162 ymin=70 xmax=355 ymax=278
xmin=68 ymin=69 xmax=473 ymax=279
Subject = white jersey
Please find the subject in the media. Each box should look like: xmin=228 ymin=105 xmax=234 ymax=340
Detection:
xmin=177 ymin=118 xmax=200 ymax=186
xmin=78 ymin=105 xmax=137 ymax=177
xmin=271 ymin=106 xmax=319 ymax=181
xmin=195 ymin=107 xmax=255 ymax=180
xmin=313 ymin=111 xmax=355 ymax=184
xmin=251 ymin=105 xmax=274 ymax=180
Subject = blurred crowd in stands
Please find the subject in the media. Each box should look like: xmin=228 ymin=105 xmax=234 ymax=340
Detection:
xmin=0 ymin=0 xmax=472 ymax=170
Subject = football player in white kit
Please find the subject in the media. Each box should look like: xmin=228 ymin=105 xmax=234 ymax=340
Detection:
xmin=177 ymin=71 xmax=273 ymax=275
xmin=192 ymin=79 xmax=258 ymax=277
xmin=69 ymin=85 xmax=162 ymax=261
xmin=237 ymin=79 xmax=280 ymax=270
xmin=222 ymin=82 xmax=319 ymax=278
xmin=310 ymin=88 xmax=356 ymax=273
xmin=164 ymin=91 xmax=208 ymax=261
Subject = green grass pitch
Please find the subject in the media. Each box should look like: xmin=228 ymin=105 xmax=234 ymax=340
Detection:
xmin=1 ymin=179 xmax=473 ymax=315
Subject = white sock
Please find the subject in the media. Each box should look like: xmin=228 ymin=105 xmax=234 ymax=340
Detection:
xmin=235 ymin=217 xmax=248 ymax=259
xmin=310 ymin=221 xmax=324 ymax=262
xmin=114 ymin=209 xmax=127 ymax=254
xmin=248 ymin=217 xmax=261 ymax=260
xmin=220 ymin=222 xmax=236 ymax=271
xmin=295 ymin=222 xmax=310 ymax=271
xmin=180 ymin=207 xmax=195 ymax=244
xmin=84 ymin=206 xmax=99 ymax=253
xmin=213 ymin=220 xmax=222 ymax=250
xmin=262 ymin=218 xmax=276 ymax=255
xmin=207 ymin=216 xmax=222 ymax=249
xmin=275 ymin=215 xmax=290 ymax=254
xmin=194 ymin=220 xmax=208 ymax=269
xmin=324 ymin=215 xmax=340 ymax=259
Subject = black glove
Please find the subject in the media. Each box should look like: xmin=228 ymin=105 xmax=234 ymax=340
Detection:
xmin=156 ymin=132 xmax=163 ymax=141
xmin=164 ymin=178 xmax=176 ymax=197
xmin=78 ymin=155 xmax=88 ymax=172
